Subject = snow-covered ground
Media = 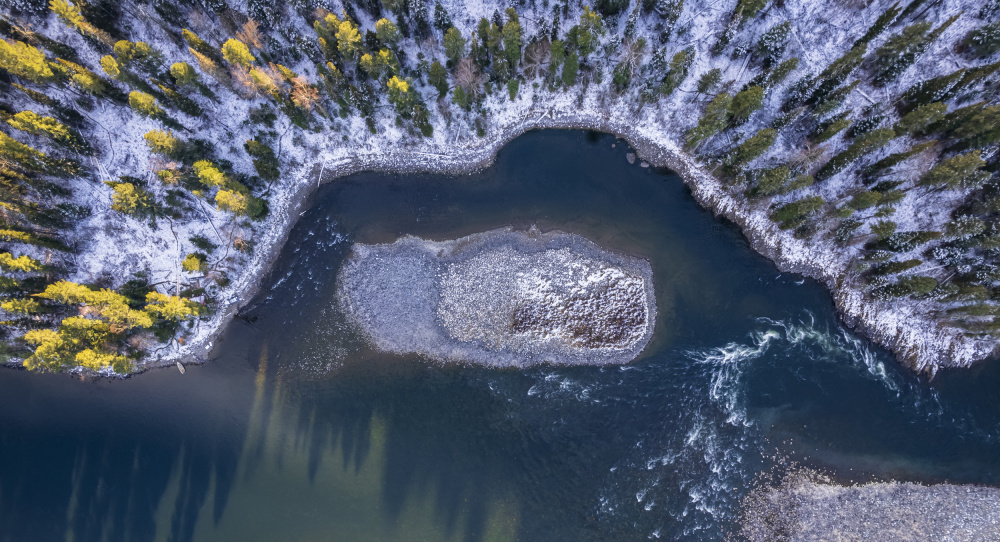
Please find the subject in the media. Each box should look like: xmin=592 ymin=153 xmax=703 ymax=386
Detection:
xmin=4 ymin=0 xmax=997 ymax=373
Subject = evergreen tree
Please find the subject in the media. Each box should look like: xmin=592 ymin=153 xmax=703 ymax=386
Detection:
xmin=434 ymin=2 xmax=453 ymax=32
xmin=812 ymin=112 xmax=851 ymax=143
xmin=724 ymin=127 xmax=776 ymax=172
xmin=918 ymin=151 xmax=990 ymax=189
xmin=940 ymin=102 xmax=1000 ymax=148
xmin=865 ymin=140 xmax=936 ymax=178
xmin=575 ymin=6 xmax=605 ymax=58
xmin=561 ymin=50 xmax=579 ymax=86
xmin=894 ymin=102 xmax=946 ymax=135
xmin=502 ymin=14 xmax=523 ymax=68
xmin=816 ymin=127 xmax=895 ymax=180
xmin=658 ymin=47 xmax=694 ymax=95
xmin=873 ymin=16 xmax=957 ymax=87
xmin=729 ymin=85 xmax=764 ymax=124
xmin=376 ymin=18 xmax=400 ymax=47
xmin=685 ymin=92 xmax=732 ymax=148
xmin=770 ymin=195 xmax=824 ymax=229
xmin=444 ymin=27 xmax=466 ymax=62
xmin=429 ymin=60 xmax=448 ymax=96
xmin=696 ymin=68 xmax=721 ymax=93
xmin=806 ymin=44 xmax=866 ymax=106
xmin=854 ymin=2 xmax=900 ymax=47
xmin=451 ymin=85 xmax=469 ymax=110
xmin=748 ymin=165 xmax=791 ymax=197
xmin=965 ymin=22 xmax=1000 ymax=57
xmin=755 ymin=21 xmax=789 ymax=68
xmin=654 ymin=0 xmax=683 ymax=40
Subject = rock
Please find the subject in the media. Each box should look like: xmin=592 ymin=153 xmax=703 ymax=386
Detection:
xmin=337 ymin=227 xmax=656 ymax=367
xmin=626 ymin=152 xmax=636 ymax=164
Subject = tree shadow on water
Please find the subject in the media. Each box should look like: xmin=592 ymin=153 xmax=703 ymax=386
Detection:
xmin=0 ymin=361 xmax=255 ymax=542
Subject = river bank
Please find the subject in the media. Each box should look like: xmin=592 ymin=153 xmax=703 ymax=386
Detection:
xmin=148 ymin=100 xmax=995 ymax=376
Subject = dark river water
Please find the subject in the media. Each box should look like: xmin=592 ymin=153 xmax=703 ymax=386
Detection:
xmin=1 ymin=130 xmax=998 ymax=542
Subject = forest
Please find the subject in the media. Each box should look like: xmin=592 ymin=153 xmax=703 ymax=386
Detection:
xmin=1 ymin=0 xmax=998 ymax=373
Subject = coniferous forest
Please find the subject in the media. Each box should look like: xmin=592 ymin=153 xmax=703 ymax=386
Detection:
xmin=1 ymin=0 xmax=999 ymax=373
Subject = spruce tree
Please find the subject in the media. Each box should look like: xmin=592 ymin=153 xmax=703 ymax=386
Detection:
xmin=755 ymin=21 xmax=789 ymax=68
xmin=918 ymin=151 xmax=990 ymax=189
xmin=894 ymin=102 xmax=946 ymax=135
xmin=854 ymin=2 xmax=900 ymax=46
xmin=965 ymin=22 xmax=1000 ymax=57
xmin=434 ymin=2 xmax=453 ymax=32
xmin=749 ymin=165 xmax=791 ymax=197
xmin=561 ymin=50 xmax=579 ymax=86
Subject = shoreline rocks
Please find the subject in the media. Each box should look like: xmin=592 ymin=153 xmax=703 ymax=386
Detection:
xmin=336 ymin=227 xmax=656 ymax=367
xmin=740 ymin=472 xmax=1000 ymax=541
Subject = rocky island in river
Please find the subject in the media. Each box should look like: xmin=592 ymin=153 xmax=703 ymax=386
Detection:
xmin=337 ymin=228 xmax=656 ymax=367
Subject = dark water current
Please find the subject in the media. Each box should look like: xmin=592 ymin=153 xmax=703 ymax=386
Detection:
xmin=1 ymin=130 xmax=998 ymax=542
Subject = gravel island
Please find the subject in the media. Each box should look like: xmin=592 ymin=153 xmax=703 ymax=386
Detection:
xmin=337 ymin=228 xmax=656 ymax=367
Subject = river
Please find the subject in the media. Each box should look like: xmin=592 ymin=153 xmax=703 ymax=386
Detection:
xmin=0 ymin=130 xmax=997 ymax=541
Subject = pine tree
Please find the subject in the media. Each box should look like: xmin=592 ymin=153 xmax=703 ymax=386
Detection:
xmin=770 ymin=195 xmax=824 ymax=229
xmin=941 ymin=102 xmax=1000 ymax=148
xmin=0 ymin=39 xmax=56 ymax=83
xmin=658 ymin=47 xmax=694 ymax=95
xmin=444 ymin=27 xmax=466 ymax=62
xmin=894 ymin=102 xmax=946 ymax=135
xmin=816 ymin=127 xmax=895 ymax=180
xmin=729 ymin=85 xmax=764 ymax=124
xmin=686 ymin=92 xmax=732 ymax=148
xmin=919 ymin=151 xmax=990 ymax=189
xmin=561 ymin=50 xmax=579 ymax=86
xmin=451 ymin=85 xmax=469 ymax=110
xmin=748 ymin=165 xmax=791 ymax=197
xmin=724 ymin=127 xmax=776 ymax=172
xmin=873 ymin=16 xmax=958 ymax=87
xmin=222 ymin=38 xmax=255 ymax=67
xmin=502 ymin=15 xmax=523 ymax=68
xmin=429 ymin=60 xmax=448 ymax=96
xmin=865 ymin=140 xmax=936 ymax=178
xmin=812 ymin=112 xmax=851 ymax=143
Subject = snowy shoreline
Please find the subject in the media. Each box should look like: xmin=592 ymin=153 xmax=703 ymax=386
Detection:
xmin=149 ymin=106 xmax=995 ymax=375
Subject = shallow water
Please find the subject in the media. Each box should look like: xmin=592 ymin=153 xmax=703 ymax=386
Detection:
xmin=1 ymin=130 xmax=998 ymax=542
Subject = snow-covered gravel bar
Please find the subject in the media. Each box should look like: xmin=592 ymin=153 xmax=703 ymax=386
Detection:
xmin=336 ymin=227 xmax=656 ymax=367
